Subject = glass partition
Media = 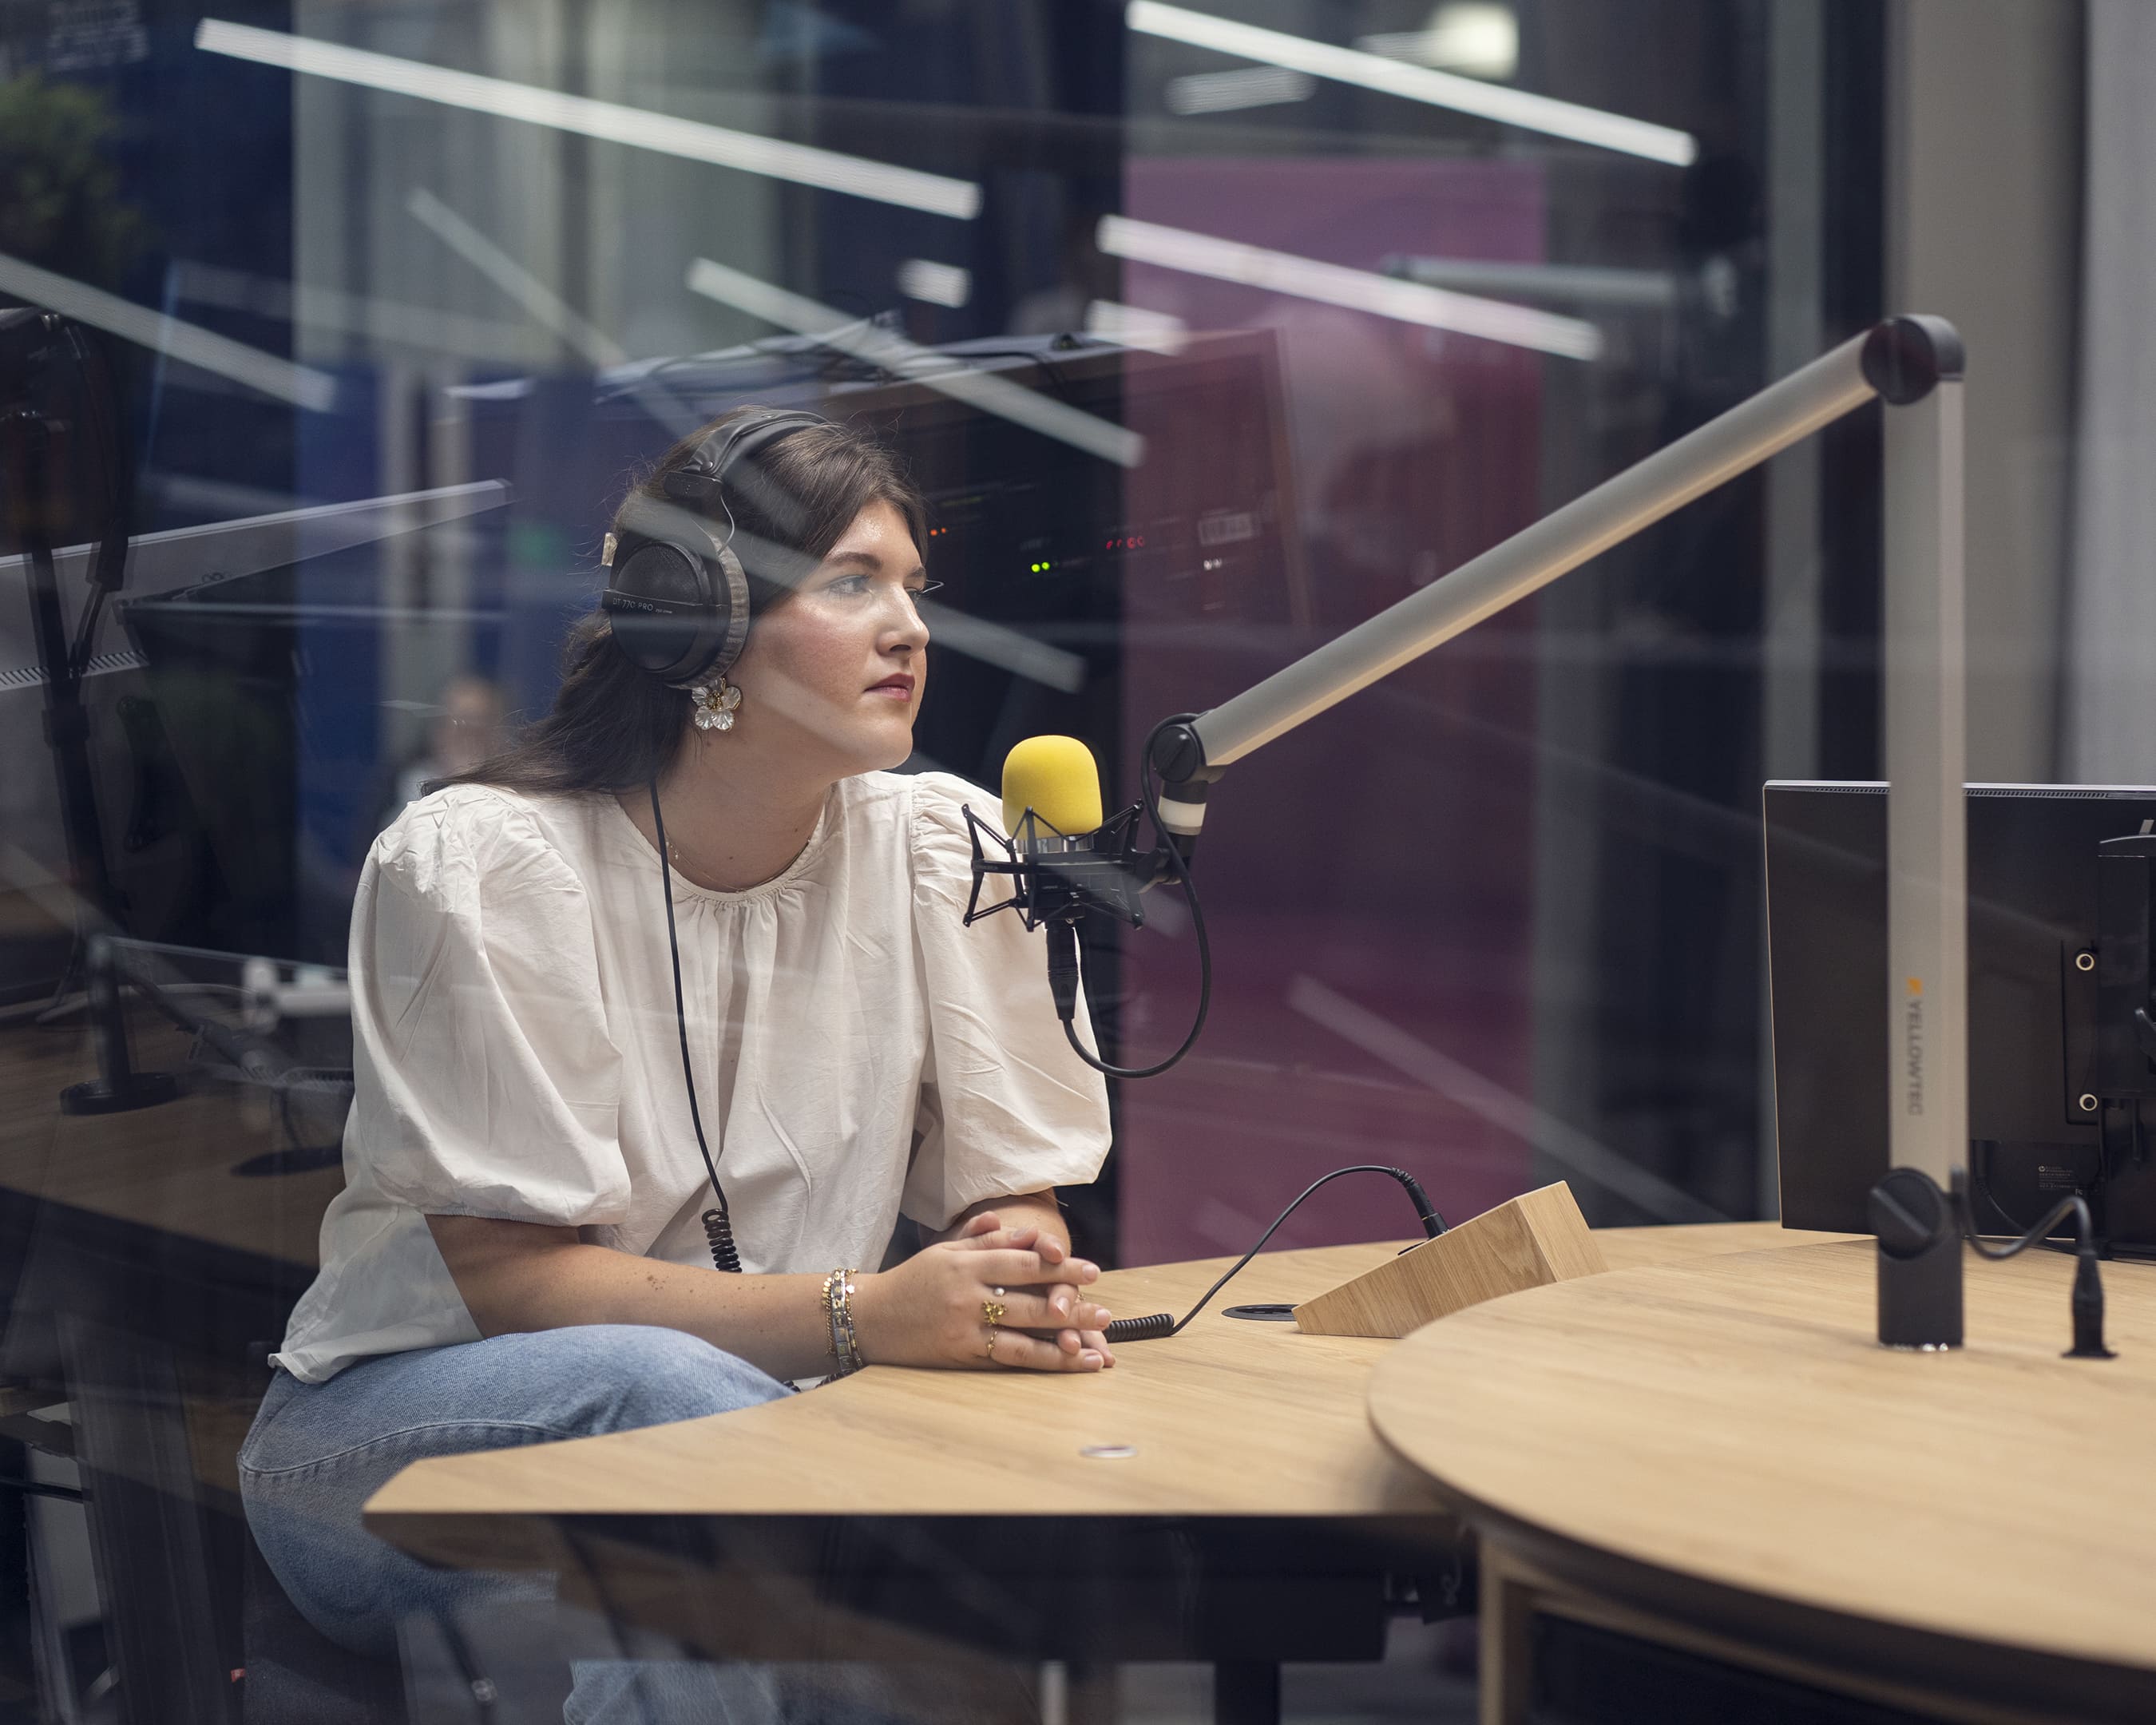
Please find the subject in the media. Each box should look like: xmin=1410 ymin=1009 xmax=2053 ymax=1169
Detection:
xmin=0 ymin=1 xmax=2106 ymax=1719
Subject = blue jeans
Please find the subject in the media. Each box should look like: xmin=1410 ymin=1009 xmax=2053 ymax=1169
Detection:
xmin=240 ymin=1325 xmax=792 ymax=1719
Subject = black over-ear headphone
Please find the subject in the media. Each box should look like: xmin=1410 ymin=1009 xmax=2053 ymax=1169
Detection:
xmin=600 ymin=408 xmax=830 ymax=687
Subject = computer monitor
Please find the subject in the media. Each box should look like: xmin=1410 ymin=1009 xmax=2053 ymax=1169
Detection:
xmin=1766 ymin=780 xmax=2156 ymax=1248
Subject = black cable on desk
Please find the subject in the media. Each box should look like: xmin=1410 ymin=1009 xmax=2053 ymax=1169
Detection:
xmin=1952 ymin=1171 xmax=2114 ymax=1359
xmin=1104 ymin=1165 xmax=1446 ymax=1343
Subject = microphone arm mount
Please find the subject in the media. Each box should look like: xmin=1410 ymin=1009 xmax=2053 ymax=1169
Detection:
xmin=965 ymin=802 xmax=1157 ymax=934
xmin=964 ymin=708 xmax=1210 ymax=940
xmin=1144 ymin=315 xmax=1968 ymax=1194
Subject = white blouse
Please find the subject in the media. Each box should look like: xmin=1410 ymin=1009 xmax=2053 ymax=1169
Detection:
xmin=274 ymin=770 xmax=1112 ymax=1382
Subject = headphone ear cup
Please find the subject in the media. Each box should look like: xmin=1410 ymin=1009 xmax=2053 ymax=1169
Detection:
xmin=607 ymin=541 xmax=703 ymax=679
xmin=700 ymin=541 xmax=752 ymax=682
xmin=607 ymin=538 xmax=751 ymax=686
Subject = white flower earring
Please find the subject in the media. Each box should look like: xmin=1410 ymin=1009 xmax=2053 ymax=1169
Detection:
xmin=689 ymin=672 xmax=742 ymax=732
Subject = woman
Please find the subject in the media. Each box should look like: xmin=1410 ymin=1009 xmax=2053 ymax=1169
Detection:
xmin=238 ymin=409 xmax=1115 ymax=1685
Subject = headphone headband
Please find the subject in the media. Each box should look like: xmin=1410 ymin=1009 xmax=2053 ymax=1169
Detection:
xmin=663 ymin=409 xmax=830 ymax=513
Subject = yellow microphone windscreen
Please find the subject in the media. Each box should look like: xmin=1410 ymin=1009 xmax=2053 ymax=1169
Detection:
xmin=1001 ymin=736 xmax=1103 ymax=838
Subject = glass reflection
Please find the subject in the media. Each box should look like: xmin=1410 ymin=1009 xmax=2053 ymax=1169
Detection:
xmin=1 ymin=1 xmax=2097 ymax=1718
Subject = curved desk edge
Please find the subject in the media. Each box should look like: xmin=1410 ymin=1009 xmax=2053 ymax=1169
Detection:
xmin=1369 ymin=1241 xmax=2156 ymax=1725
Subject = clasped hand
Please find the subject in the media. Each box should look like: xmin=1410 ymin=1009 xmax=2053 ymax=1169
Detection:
xmin=852 ymin=1211 xmax=1116 ymax=1371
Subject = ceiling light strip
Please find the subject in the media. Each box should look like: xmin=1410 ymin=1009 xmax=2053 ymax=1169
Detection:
xmin=0 ymin=251 xmax=338 ymax=410
xmin=1097 ymin=216 xmax=1602 ymax=362
xmin=1128 ymin=0 xmax=1697 ymax=167
xmin=406 ymin=190 xmax=625 ymax=368
xmin=687 ymin=258 xmax=1143 ymax=468
xmin=196 ymin=18 xmax=981 ymax=220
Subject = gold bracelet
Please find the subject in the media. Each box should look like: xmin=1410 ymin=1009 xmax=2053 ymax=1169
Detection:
xmin=834 ymin=1271 xmax=862 ymax=1374
xmin=822 ymin=1268 xmax=862 ymax=1377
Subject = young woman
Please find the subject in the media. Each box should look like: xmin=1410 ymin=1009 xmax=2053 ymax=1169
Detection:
xmin=238 ymin=409 xmax=1115 ymax=1675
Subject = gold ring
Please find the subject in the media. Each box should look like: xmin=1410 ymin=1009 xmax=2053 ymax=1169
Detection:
xmin=983 ymin=1323 xmax=999 ymax=1358
xmin=981 ymin=1297 xmax=1006 ymax=1327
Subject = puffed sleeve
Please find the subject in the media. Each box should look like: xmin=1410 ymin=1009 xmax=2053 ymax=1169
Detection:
xmin=347 ymin=787 xmax=630 ymax=1226
xmin=901 ymin=773 xmax=1112 ymax=1229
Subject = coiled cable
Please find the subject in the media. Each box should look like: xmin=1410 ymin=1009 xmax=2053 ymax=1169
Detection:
xmin=1103 ymin=1164 xmax=1445 ymax=1343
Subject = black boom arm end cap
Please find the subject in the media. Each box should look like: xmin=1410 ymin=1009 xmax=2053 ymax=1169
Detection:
xmin=1861 ymin=315 xmax=1966 ymax=405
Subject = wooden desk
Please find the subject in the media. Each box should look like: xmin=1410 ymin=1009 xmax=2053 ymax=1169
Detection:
xmin=367 ymin=1223 xmax=1845 ymax=1712
xmin=0 ymin=1012 xmax=335 ymax=1271
xmin=1368 ymin=1239 xmax=2156 ymax=1725
xmin=0 ymin=1008 xmax=343 ymax=1721
xmin=1 ymin=1009 xmax=332 ymax=1422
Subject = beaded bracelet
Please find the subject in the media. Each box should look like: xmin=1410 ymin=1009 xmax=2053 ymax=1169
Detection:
xmin=822 ymin=1267 xmax=863 ymax=1377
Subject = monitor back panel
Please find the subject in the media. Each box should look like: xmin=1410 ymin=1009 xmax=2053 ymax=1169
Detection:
xmin=1766 ymin=781 xmax=2156 ymax=1235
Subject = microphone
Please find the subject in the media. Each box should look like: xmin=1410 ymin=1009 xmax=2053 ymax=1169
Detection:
xmin=962 ymin=731 xmax=1214 ymax=1080
xmin=1001 ymin=734 xmax=1103 ymax=842
xmin=963 ymin=736 xmax=1158 ymax=942
xmin=1005 ymin=738 xmax=1097 ymax=1025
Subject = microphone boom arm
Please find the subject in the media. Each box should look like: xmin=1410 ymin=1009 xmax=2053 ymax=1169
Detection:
xmin=983 ymin=318 xmax=1982 ymax=1349
xmin=1142 ymin=315 xmax=1968 ymax=1187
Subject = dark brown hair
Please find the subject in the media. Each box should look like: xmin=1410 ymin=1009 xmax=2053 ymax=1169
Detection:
xmin=444 ymin=408 xmax=926 ymax=798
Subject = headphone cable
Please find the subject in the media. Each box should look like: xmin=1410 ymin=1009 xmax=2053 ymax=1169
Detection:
xmin=650 ymin=779 xmax=743 ymax=1273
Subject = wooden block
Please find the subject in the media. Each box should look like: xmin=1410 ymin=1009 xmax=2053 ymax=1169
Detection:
xmin=1292 ymin=1183 xmax=1608 ymax=1338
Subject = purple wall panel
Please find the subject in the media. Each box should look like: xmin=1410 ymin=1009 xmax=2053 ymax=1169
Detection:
xmin=1117 ymin=156 xmax=1549 ymax=1262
